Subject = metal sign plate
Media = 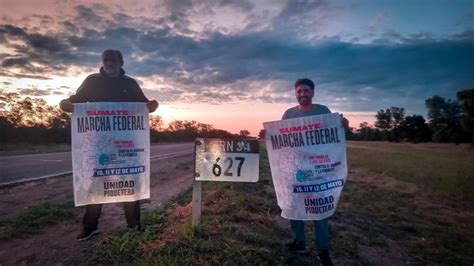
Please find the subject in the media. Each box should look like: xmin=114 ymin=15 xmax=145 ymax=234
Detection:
xmin=195 ymin=138 xmax=259 ymax=182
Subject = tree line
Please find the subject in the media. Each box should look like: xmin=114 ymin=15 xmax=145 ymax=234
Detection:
xmin=149 ymin=118 xmax=251 ymax=142
xmin=345 ymin=89 xmax=474 ymax=143
xmin=0 ymin=91 xmax=251 ymax=145
xmin=1 ymin=89 xmax=473 ymax=145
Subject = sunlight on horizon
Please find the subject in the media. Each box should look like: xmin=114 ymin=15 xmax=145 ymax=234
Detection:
xmin=6 ymin=83 xmax=376 ymax=137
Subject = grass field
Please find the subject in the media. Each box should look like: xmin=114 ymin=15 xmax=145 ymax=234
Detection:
xmin=347 ymin=141 xmax=474 ymax=201
xmin=4 ymin=141 xmax=472 ymax=264
xmin=72 ymin=141 xmax=473 ymax=265
xmin=0 ymin=200 xmax=74 ymax=239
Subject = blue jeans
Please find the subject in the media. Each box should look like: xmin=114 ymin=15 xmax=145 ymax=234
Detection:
xmin=290 ymin=219 xmax=330 ymax=251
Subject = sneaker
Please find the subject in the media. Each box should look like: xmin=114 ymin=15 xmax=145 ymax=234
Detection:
xmin=318 ymin=251 xmax=334 ymax=266
xmin=285 ymin=241 xmax=307 ymax=253
xmin=77 ymin=228 xmax=99 ymax=241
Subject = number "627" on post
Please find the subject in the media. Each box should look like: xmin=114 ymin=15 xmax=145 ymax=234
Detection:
xmin=212 ymin=156 xmax=245 ymax=177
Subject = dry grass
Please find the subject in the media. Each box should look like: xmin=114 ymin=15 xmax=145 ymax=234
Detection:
xmin=78 ymin=141 xmax=474 ymax=265
xmin=347 ymin=141 xmax=474 ymax=201
xmin=0 ymin=143 xmax=71 ymax=156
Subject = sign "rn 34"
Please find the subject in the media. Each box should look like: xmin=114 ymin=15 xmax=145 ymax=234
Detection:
xmin=194 ymin=138 xmax=259 ymax=182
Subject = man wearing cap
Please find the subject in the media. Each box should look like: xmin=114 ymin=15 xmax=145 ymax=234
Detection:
xmin=282 ymin=78 xmax=349 ymax=266
xmin=60 ymin=49 xmax=158 ymax=240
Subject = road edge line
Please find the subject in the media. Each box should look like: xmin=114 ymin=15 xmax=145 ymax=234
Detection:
xmin=0 ymin=150 xmax=194 ymax=189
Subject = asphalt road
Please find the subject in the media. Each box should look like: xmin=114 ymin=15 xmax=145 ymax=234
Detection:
xmin=0 ymin=143 xmax=194 ymax=186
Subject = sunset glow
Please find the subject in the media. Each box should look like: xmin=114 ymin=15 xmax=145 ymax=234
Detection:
xmin=1 ymin=0 xmax=473 ymax=135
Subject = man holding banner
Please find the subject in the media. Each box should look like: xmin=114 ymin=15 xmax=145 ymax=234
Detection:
xmin=60 ymin=49 xmax=158 ymax=241
xmin=263 ymin=78 xmax=349 ymax=266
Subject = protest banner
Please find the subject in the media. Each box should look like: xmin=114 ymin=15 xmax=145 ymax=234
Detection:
xmin=263 ymin=113 xmax=347 ymax=220
xmin=71 ymin=102 xmax=150 ymax=206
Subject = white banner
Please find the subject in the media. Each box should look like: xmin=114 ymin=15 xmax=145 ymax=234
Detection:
xmin=71 ymin=102 xmax=150 ymax=206
xmin=263 ymin=113 xmax=347 ymax=220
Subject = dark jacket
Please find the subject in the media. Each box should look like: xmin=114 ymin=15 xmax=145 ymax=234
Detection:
xmin=69 ymin=67 xmax=149 ymax=103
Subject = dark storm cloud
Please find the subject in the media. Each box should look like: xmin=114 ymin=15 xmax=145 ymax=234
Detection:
xmin=74 ymin=5 xmax=106 ymax=25
xmin=63 ymin=21 xmax=78 ymax=33
xmin=0 ymin=21 xmax=84 ymax=78
xmin=52 ymin=85 xmax=74 ymax=96
xmin=455 ymin=12 xmax=474 ymax=26
xmin=2 ymin=57 xmax=29 ymax=67
xmin=217 ymin=0 xmax=254 ymax=12
xmin=0 ymin=24 xmax=27 ymax=36
xmin=142 ymin=87 xmax=180 ymax=103
xmin=31 ymin=14 xmax=54 ymax=24
xmin=0 ymin=69 xmax=50 ymax=80
xmin=112 ymin=12 xmax=132 ymax=24
xmin=25 ymin=34 xmax=67 ymax=52
xmin=67 ymin=26 xmax=139 ymax=54
xmin=134 ymin=27 xmax=473 ymax=111
xmin=126 ymin=28 xmax=474 ymax=94
xmin=258 ymin=0 xmax=343 ymax=40
xmin=17 ymin=88 xmax=51 ymax=96
xmin=451 ymin=30 xmax=474 ymax=41
xmin=1 ymin=1 xmax=473 ymax=114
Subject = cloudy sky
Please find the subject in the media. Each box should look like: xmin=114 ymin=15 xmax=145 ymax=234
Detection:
xmin=1 ymin=0 xmax=473 ymax=135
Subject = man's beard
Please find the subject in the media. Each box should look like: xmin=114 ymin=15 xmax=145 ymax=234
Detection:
xmin=104 ymin=67 xmax=120 ymax=75
xmin=298 ymin=97 xmax=311 ymax=106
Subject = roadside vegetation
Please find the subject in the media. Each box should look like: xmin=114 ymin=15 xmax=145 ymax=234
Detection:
xmin=2 ymin=89 xmax=474 ymax=147
xmin=348 ymin=141 xmax=474 ymax=201
xmin=0 ymin=200 xmax=74 ymax=239
xmin=71 ymin=146 xmax=304 ymax=265
xmin=63 ymin=142 xmax=474 ymax=265
xmin=1 ymin=141 xmax=472 ymax=264
xmin=0 ymin=143 xmax=71 ymax=156
xmin=0 ymin=92 xmax=252 ymax=149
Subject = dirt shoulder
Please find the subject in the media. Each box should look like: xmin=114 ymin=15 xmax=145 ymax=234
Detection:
xmin=81 ymin=165 xmax=473 ymax=265
xmin=0 ymin=154 xmax=194 ymax=266
xmin=331 ymin=167 xmax=474 ymax=265
xmin=1 ymin=150 xmax=473 ymax=265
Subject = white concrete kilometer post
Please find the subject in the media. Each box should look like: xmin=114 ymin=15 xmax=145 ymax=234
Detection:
xmin=192 ymin=140 xmax=202 ymax=226
xmin=191 ymin=179 xmax=202 ymax=226
xmin=192 ymin=138 xmax=259 ymax=226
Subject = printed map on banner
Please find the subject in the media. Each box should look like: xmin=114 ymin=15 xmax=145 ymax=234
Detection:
xmin=71 ymin=102 xmax=150 ymax=206
xmin=263 ymin=113 xmax=347 ymax=220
